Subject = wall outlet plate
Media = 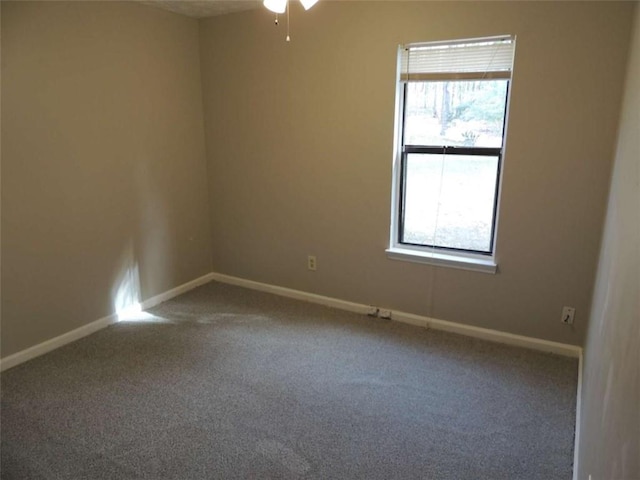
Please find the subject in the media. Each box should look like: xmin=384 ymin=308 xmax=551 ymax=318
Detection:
xmin=307 ymin=255 xmax=317 ymax=271
xmin=561 ymin=306 xmax=575 ymax=324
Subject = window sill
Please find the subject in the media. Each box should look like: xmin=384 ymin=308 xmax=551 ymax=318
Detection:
xmin=386 ymin=247 xmax=497 ymax=274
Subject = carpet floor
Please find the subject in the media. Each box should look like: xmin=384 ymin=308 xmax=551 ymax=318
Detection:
xmin=0 ymin=281 xmax=578 ymax=479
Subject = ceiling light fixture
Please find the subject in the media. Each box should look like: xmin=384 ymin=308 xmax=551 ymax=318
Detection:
xmin=263 ymin=0 xmax=319 ymax=42
xmin=263 ymin=0 xmax=287 ymax=14
xmin=299 ymin=0 xmax=319 ymax=10
xmin=264 ymin=0 xmax=318 ymax=14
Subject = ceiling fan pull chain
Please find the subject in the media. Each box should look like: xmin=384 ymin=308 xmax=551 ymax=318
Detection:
xmin=286 ymin=3 xmax=290 ymax=42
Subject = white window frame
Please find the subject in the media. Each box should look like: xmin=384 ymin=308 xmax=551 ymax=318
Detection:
xmin=387 ymin=36 xmax=516 ymax=274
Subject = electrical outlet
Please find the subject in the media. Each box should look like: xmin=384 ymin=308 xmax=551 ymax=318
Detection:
xmin=307 ymin=255 xmax=317 ymax=271
xmin=561 ymin=306 xmax=575 ymax=325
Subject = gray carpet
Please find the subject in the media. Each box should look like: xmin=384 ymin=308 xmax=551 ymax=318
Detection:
xmin=0 ymin=281 xmax=578 ymax=479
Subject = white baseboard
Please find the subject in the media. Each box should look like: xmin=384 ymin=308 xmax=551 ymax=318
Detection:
xmin=1 ymin=270 xmax=582 ymax=373
xmin=0 ymin=313 xmax=117 ymax=372
xmin=139 ymin=272 xmax=216 ymax=311
xmin=573 ymin=351 xmax=584 ymax=480
xmin=393 ymin=310 xmax=582 ymax=357
xmin=0 ymin=272 xmax=216 ymax=372
xmin=209 ymin=272 xmax=371 ymax=315
xmin=209 ymin=272 xmax=582 ymax=358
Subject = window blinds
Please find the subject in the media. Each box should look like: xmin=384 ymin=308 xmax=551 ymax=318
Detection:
xmin=400 ymin=36 xmax=515 ymax=82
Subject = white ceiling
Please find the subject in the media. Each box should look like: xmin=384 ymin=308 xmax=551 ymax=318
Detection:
xmin=139 ymin=0 xmax=261 ymax=19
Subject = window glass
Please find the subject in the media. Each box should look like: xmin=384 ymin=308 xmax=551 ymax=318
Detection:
xmin=403 ymin=80 xmax=508 ymax=148
xmin=402 ymin=153 xmax=499 ymax=252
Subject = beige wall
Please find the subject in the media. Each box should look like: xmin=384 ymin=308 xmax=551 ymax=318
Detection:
xmin=199 ymin=1 xmax=634 ymax=345
xmin=0 ymin=1 xmax=634 ymax=358
xmin=577 ymin=3 xmax=639 ymax=479
xmin=1 ymin=1 xmax=212 ymax=357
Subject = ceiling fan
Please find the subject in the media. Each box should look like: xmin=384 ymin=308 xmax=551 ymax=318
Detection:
xmin=263 ymin=0 xmax=319 ymax=14
xmin=263 ymin=0 xmax=319 ymax=41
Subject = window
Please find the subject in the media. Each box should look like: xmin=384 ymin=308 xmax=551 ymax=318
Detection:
xmin=387 ymin=36 xmax=515 ymax=273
